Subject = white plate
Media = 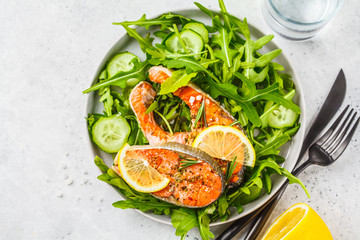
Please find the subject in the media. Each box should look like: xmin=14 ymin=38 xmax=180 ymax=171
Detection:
xmin=85 ymin=9 xmax=306 ymax=226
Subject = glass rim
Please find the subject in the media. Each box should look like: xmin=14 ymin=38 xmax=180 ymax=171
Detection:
xmin=268 ymin=0 xmax=344 ymax=26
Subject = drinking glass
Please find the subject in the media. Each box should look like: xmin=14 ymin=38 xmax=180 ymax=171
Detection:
xmin=261 ymin=0 xmax=344 ymax=40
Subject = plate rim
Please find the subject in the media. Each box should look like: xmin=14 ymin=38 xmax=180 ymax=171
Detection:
xmin=84 ymin=8 xmax=307 ymax=227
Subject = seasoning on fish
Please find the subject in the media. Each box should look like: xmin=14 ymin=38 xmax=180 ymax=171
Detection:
xmin=113 ymin=142 xmax=225 ymax=208
xmin=129 ymin=66 xmax=248 ymax=186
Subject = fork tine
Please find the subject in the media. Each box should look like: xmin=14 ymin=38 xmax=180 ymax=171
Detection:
xmin=316 ymin=105 xmax=350 ymax=146
xmin=331 ymin=116 xmax=360 ymax=160
xmin=326 ymin=111 xmax=357 ymax=153
xmin=322 ymin=107 xmax=354 ymax=149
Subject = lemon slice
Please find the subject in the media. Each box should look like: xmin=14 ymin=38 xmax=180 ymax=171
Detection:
xmin=117 ymin=144 xmax=170 ymax=193
xmin=192 ymin=125 xmax=256 ymax=167
xmin=261 ymin=203 xmax=332 ymax=240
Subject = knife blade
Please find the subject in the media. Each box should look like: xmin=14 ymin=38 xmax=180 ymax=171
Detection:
xmin=215 ymin=69 xmax=347 ymax=240
xmin=297 ymin=69 xmax=346 ymax=161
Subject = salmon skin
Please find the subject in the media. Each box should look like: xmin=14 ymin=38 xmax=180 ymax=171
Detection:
xmin=113 ymin=142 xmax=226 ymax=208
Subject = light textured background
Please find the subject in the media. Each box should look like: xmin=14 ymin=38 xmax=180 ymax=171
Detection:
xmin=1 ymin=0 xmax=359 ymax=239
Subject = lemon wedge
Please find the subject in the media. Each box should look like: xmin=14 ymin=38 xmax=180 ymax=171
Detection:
xmin=261 ymin=203 xmax=333 ymax=240
xmin=192 ymin=125 xmax=256 ymax=167
xmin=116 ymin=144 xmax=170 ymax=193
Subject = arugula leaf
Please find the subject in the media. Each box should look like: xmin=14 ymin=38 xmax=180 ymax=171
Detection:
xmin=158 ymin=57 xmax=221 ymax=83
xmin=95 ymin=157 xmax=177 ymax=213
xmin=165 ymin=103 xmax=180 ymax=122
xmin=249 ymin=87 xmax=300 ymax=114
xmin=147 ymin=44 xmax=206 ymax=61
xmin=159 ymin=69 xmax=197 ymax=95
xmin=83 ymin=62 xmax=148 ymax=93
xmin=210 ymin=73 xmax=300 ymax=114
xmin=234 ymin=185 xmax=262 ymax=205
xmin=227 ymin=14 xmax=251 ymax=40
xmin=230 ymin=47 xmax=244 ymax=77
xmin=254 ymin=35 xmax=275 ymax=50
xmin=217 ymin=195 xmax=229 ymax=217
xmin=99 ymin=87 xmax=114 ymax=116
xmin=96 ymin=166 xmax=142 ymax=199
xmin=114 ymin=13 xmax=189 ymax=30
xmin=234 ymin=72 xmax=257 ymax=98
xmin=171 ymin=209 xmax=198 ymax=239
xmin=145 ymin=100 xmax=159 ymax=114
xmin=225 ymin=13 xmax=281 ymax=83
xmin=197 ymin=206 xmax=216 ymax=240
xmin=280 ymin=72 xmax=295 ymax=91
xmin=232 ymin=201 xmax=243 ymax=214
xmin=104 ymin=173 xmax=142 ymax=198
xmin=120 ymin=24 xmax=154 ymax=52
xmin=254 ymin=49 xmax=282 ymax=67
xmin=218 ymin=0 xmax=231 ymax=31
xmin=194 ymin=2 xmax=213 ymax=17
xmin=94 ymin=156 xmax=109 ymax=173
xmin=263 ymin=170 xmax=272 ymax=194
xmin=280 ymin=168 xmax=310 ymax=198
xmin=154 ymin=30 xmax=168 ymax=39
xmin=86 ymin=114 xmax=104 ymax=136
xmin=255 ymin=129 xmax=292 ymax=157
xmin=212 ymin=28 xmax=238 ymax=68
xmin=207 ymin=79 xmax=262 ymax=126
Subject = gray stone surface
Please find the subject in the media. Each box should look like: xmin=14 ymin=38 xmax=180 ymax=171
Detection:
xmin=0 ymin=0 xmax=359 ymax=239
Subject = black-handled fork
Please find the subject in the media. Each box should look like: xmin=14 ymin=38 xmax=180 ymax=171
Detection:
xmin=216 ymin=106 xmax=359 ymax=240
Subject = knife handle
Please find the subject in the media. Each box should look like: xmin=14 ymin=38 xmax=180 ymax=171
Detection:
xmin=215 ymin=184 xmax=288 ymax=240
xmin=215 ymin=185 xmax=287 ymax=240
xmin=243 ymin=193 xmax=283 ymax=240
xmin=215 ymin=207 xmax=263 ymax=240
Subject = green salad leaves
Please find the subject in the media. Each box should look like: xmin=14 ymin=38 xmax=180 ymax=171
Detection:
xmin=84 ymin=0 xmax=307 ymax=239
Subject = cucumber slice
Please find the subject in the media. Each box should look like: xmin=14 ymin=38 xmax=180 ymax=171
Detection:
xmin=92 ymin=115 xmax=131 ymax=153
xmin=268 ymin=105 xmax=298 ymax=129
xmin=180 ymin=29 xmax=204 ymax=55
xmin=107 ymin=52 xmax=140 ymax=78
xmin=182 ymin=22 xmax=209 ymax=44
xmin=164 ymin=33 xmax=182 ymax=52
xmin=164 ymin=29 xmax=204 ymax=55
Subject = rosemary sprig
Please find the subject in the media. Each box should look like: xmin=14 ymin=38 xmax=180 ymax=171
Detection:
xmin=225 ymin=156 xmax=238 ymax=182
xmin=193 ymin=99 xmax=206 ymax=128
xmin=178 ymin=157 xmax=202 ymax=171
xmin=229 ymin=120 xmax=241 ymax=127
xmin=203 ymin=99 xmax=208 ymax=128
xmin=173 ymin=102 xmax=183 ymax=132
xmin=154 ymin=109 xmax=173 ymax=135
